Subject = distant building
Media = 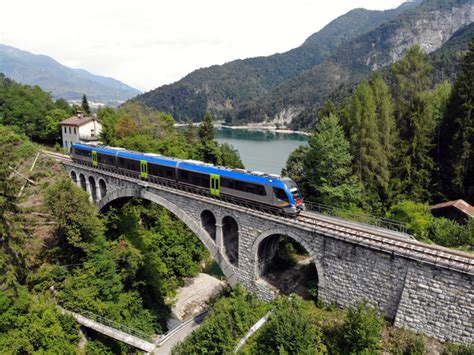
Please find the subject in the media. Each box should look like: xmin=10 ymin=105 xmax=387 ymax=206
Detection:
xmin=430 ymin=199 xmax=474 ymax=225
xmin=60 ymin=112 xmax=102 ymax=150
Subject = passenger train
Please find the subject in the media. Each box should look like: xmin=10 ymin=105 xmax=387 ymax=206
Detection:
xmin=70 ymin=143 xmax=304 ymax=216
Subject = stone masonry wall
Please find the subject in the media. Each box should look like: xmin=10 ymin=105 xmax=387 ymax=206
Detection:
xmin=65 ymin=165 xmax=474 ymax=344
xmin=395 ymin=265 xmax=473 ymax=344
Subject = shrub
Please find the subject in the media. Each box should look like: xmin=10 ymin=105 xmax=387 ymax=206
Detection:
xmin=387 ymin=201 xmax=432 ymax=239
xmin=428 ymin=217 xmax=473 ymax=249
xmin=342 ymin=303 xmax=384 ymax=353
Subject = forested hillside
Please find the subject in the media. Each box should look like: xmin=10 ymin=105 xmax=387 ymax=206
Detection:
xmin=132 ymin=1 xmax=421 ymax=123
xmin=132 ymin=0 xmax=473 ymax=129
xmin=283 ymin=40 xmax=473 ymax=246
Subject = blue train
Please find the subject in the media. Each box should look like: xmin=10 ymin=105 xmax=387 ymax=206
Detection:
xmin=71 ymin=143 xmax=304 ymax=216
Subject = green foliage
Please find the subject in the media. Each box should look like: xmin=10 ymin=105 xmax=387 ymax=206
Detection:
xmin=172 ymin=286 xmax=269 ymax=354
xmin=0 ymin=127 xmax=35 ymax=288
xmin=104 ymin=199 xmax=208 ymax=325
xmin=342 ymin=303 xmax=384 ymax=354
xmin=0 ymin=74 xmax=72 ymax=143
xmin=81 ymin=93 xmax=91 ymax=114
xmin=428 ymin=218 xmax=473 ymax=249
xmin=391 ymin=46 xmax=438 ymax=202
xmin=442 ymin=343 xmax=474 ymax=355
xmin=343 ymin=80 xmax=388 ymax=209
xmin=438 ymin=38 xmax=474 ymax=203
xmin=199 ymin=112 xmax=216 ymax=141
xmin=45 ymin=177 xmax=105 ymax=261
xmin=252 ymin=296 xmax=326 ymax=355
xmin=387 ymin=201 xmax=433 ymax=239
xmin=0 ymin=286 xmax=80 ymax=354
xmin=304 ymin=113 xmax=361 ymax=207
xmin=385 ymin=328 xmax=425 ymax=355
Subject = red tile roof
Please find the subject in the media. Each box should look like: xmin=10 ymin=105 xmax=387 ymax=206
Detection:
xmin=431 ymin=199 xmax=474 ymax=218
xmin=61 ymin=114 xmax=96 ymax=126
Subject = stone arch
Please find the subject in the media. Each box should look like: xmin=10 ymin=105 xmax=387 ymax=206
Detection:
xmin=98 ymin=188 xmax=237 ymax=285
xmin=200 ymin=210 xmax=217 ymax=241
xmin=98 ymin=179 xmax=107 ymax=199
xmin=252 ymin=228 xmax=325 ymax=289
xmin=222 ymin=216 xmax=239 ymax=267
xmin=70 ymin=170 xmax=78 ymax=184
xmin=79 ymin=173 xmax=87 ymax=191
xmin=88 ymin=176 xmax=97 ymax=201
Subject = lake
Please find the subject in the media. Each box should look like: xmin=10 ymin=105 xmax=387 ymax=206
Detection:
xmin=215 ymin=128 xmax=308 ymax=175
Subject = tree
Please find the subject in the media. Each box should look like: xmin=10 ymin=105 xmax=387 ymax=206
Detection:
xmin=219 ymin=143 xmax=244 ymax=169
xmin=387 ymin=200 xmax=432 ymax=240
xmin=371 ymin=75 xmax=396 ymax=203
xmin=198 ymin=112 xmax=216 ymax=141
xmin=342 ymin=303 xmax=384 ymax=354
xmin=304 ymin=114 xmax=361 ymax=207
xmin=391 ymin=46 xmax=436 ymax=202
xmin=344 ymin=81 xmax=387 ymax=209
xmin=81 ymin=94 xmax=91 ymax=114
xmin=438 ymin=39 xmax=474 ymax=203
xmin=45 ymin=177 xmax=105 ymax=262
xmin=282 ymin=145 xmax=310 ymax=189
xmin=258 ymin=296 xmax=326 ymax=354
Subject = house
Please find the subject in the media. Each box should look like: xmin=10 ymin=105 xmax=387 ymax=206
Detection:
xmin=61 ymin=112 xmax=102 ymax=150
xmin=430 ymin=199 xmax=474 ymax=225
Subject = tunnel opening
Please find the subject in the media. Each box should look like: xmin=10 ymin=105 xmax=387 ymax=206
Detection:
xmin=200 ymin=210 xmax=216 ymax=241
xmin=257 ymin=235 xmax=319 ymax=301
xmin=222 ymin=216 xmax=239 ymax=266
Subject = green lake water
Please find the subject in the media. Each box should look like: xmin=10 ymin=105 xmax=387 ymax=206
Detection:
xmin=215 ymin=128 xmax=308 ymax=175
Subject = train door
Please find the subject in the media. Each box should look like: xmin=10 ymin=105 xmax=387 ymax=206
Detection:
xmin=210 ymin=174 xmax=220 ymax=196
xmin=140 ymin=160 xmax=148 ymax=179
xmin=92 ymin=150 xmax=98 ymax=167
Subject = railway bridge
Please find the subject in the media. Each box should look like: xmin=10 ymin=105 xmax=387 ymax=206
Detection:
xmin=49 ymin=152 xmax=473 ymax=344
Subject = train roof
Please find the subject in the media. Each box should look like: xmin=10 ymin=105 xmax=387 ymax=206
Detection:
xmin=72 ymin=143 xmax=289 ymax=188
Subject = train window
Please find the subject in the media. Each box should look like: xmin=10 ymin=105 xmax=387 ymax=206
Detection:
xmin=165 ymin=168 xmax=174 ymax=178
xmin=273 ymin=187 xmax=289 ymax=202
xmin=179 ymin=170 xmax=189 ymax=181
xmin=75 ymin=149 xmax=91 ymax=157
xmin=221 ymin=178 xmax=233 ymax=189
xmin=190 ymin=172 xmax=209 ymax=187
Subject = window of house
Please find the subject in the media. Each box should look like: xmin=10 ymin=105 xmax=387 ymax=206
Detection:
xmin=74 ymin=127 xmax=76 ymax=134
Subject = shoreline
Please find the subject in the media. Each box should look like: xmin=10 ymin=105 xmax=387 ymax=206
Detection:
xmin=174 ymin=122 xmax=309 ymax=136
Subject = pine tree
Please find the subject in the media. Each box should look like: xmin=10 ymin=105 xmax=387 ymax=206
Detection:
xmin=304 ymin=114 xmax=361 ymax=207
xmin=198 ymin=112 xmax=215 ymax=141
xmin=371 ymin=75 xmax=396 ymax=203
xmin=391 ymin=46 xmax=435 ymax=201
xmin=345 ymin=81 xmax=385 ymax=208
xmin=438 ymin=39 xmax=474 ymax=203
xmin=81 ymin=94 xmax=91 ymax=114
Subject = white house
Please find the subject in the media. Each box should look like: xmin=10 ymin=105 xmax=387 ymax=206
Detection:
xmin=61 ymin=113 xmax=102 ymax=150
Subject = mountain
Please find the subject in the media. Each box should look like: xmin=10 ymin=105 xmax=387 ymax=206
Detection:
xmin=133 ymin=0 xmax=473 ymax=128
xmin=132 ymin=1 xmax=421 ymax=122
xmin=0 ymin=44 xmax=140 ymax=106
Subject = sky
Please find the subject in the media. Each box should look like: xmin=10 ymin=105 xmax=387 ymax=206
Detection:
xmin=1 ymin=0 xmax=406 ymax=92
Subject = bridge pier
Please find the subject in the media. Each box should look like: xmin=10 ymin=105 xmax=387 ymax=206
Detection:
xmin=61 ymin=162 xmax=473 ymax=345
xmin=215 ymin=222 xmax=223 ymax=252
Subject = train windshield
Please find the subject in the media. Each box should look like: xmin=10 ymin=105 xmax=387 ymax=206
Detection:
xmin=282 ymin=178 xmax=303 ymax=201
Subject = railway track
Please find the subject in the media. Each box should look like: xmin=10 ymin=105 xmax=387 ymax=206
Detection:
xmin=297 ymin=212 xmax=473 ymax=274
xmin=43 ymin=150 xmax=474 ymax=274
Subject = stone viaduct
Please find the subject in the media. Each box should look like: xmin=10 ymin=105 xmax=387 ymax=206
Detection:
xmin=63 ymin=159 xmax=473 ymax=344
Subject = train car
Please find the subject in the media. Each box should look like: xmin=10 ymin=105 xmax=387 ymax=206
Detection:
xmin=71 ymin=143 xmax=304 ymax=216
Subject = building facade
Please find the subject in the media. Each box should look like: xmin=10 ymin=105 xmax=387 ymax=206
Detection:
xmin=61 ymin=113 xmax=102 ymax=150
